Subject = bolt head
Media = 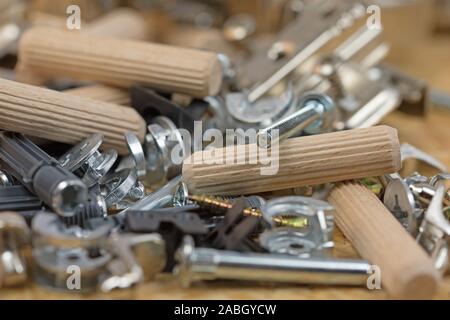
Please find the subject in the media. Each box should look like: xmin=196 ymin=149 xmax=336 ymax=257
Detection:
xmin=257 ymin=131 xmax=272 ymax=149
xmin=174 ymin=236 xmax=195 ymax=288
xmin=297 ymin=93 xmax=336 ymax=135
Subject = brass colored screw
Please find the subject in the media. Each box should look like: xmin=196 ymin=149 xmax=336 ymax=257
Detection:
xmin=189 ymin=195 xmax=308 ymax=228
xmin=360 ymin=177 xmax=383 ymax=196
xmin=272 ymin=215 xmax=310 ymax=228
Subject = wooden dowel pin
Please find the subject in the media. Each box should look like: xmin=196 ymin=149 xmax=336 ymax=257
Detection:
xmin=28 ymin=8 xmax=150 ymax=40
xmin=63 ymin=84 xmax=130 ymax=106
xmin=86 ymin=8 xmax=150 ymax=40
xmin=0 ymin=78 xmax=145 ymax=155
xmin=183 ymin=126 xmax=401 ymax=195
xmin=17 ymin=27 xmax=223 ymax=98
xmin=327 ymin=180 xmax=440 ymax=299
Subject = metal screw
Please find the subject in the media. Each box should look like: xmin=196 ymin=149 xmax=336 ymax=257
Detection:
xmin=189 ymin=195 xmax=308 ymax=228
xmin=257 ymin=93 xmax=335 ymax=148
xmin=261 ymin=196 xmax=334 ymax=251
xmin=360 ymin=177 xmax=383 ymax=196
xmin=119 ymin=175 xmax=183 ymax=215
xmin=175 ymin=236 xmax=371 ymax=288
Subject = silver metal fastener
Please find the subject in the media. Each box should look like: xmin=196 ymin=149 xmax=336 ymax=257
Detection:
xmin=257 ymin=93 xmax=335 ymax=148
xmin=175 ymin=236 xmax=371 ymax=288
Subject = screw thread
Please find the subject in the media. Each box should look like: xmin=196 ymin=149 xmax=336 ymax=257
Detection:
xmin=189 ymin=195 xmax=308 ymax=228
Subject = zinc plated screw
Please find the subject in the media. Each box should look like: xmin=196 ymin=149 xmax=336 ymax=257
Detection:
xmin=257 ymin=93 xmax=335 ymax=148
xmin=189 ymin=195 xmax=308 ymax=228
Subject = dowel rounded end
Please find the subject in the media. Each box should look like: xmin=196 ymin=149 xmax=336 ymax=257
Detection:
xmin=87 ymin=8 xmax=149 ymax=40
xmin=379 ymin=125 xmax=402 ymax=172
xmin=207 ymin=56 xmax=223 ymax=96
xmin=135 ymin=116 xmax=147 ymax=143
xmin=18 ymin=26 xmax=41 ymax=55
xmin=14 ymin=61 xmax=46 ymax=86
xmin=181 ymin=155 xmax=195 ymax=189
xmin=394 ymin=264 xmax=440 ymax=299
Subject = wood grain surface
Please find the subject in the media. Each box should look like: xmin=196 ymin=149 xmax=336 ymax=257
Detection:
xmin=1 ymin=14 xmax=450 ymax=300
xmin=328 ymin=181 xmax=440 ymax=299
xmin=183 ymin=126 xmax=401 ymax=195
xmin=0 ymin=78 xmax=145 ymax=155
xmin=63 ymin=84 xmax=130 ymax=106
xmin=17 ymin=28 xmax=223 ymax=98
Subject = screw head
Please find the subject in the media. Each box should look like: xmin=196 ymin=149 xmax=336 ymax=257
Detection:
xmin=174 ymin=236 xmax=195 ymax=288
xmin=257 ymin=131 xmax=272 ymax=149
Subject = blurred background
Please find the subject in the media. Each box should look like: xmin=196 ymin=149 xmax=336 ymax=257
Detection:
xmin=0 ymin=1 xmax=449 ymax=77
xmin=1 ymin=0 xmax=449 ymax=159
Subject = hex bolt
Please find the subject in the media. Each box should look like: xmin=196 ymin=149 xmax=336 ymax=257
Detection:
xmin=257 ymin=93 xmax=335 ymax=148
xmin=175 ymin=236 xmax=371 ymax=288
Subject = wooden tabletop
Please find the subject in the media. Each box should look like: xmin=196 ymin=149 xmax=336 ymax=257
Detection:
xmin=1 ymin=24 xmax=450 ymax=301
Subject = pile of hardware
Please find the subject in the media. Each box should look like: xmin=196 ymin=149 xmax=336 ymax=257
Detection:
xmin=0 ymin=0 xmax=449 ymax=299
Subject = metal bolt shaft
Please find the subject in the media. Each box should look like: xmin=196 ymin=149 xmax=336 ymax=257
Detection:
xmin=176 ymin=236 xmax=371 ymax=288
xmin=257 ymin=93 xmax=335 ymax=148
xmin=119 ymin=175 xmax=182 ymax=215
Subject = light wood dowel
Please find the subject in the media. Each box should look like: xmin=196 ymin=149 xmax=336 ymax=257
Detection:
xmin=63 ymin=84 xmax=130 ymax=106
xmin=327 ymin=181 xmax=440 ymax=299
xmin=17 ymin=27 xmax=223 ymax=98
xmin=29 ymin=8 xmax=151 ymax=40
xmin=20 ymin=9 xmax=151 ymax=85
xmin=183 ymin=126 xmax=401 ymax=195
xmin=28 ymin=0 xmax=104 ymax=21
xmin=0 ymin=78 xmax=145 ymax=155
xmin=86 ymin=8 xmax=150 ymax=40
xmin=164 ymin=27 xmax=236 ymax=57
